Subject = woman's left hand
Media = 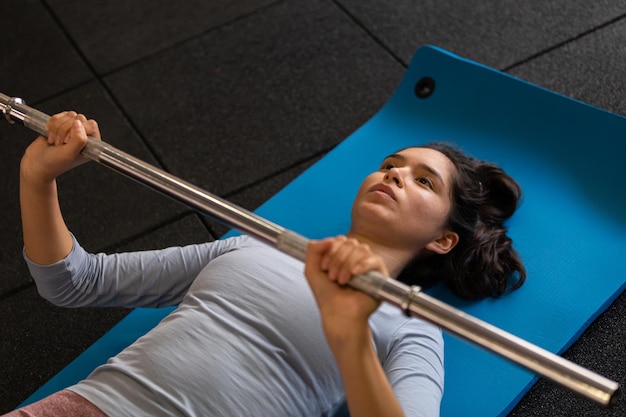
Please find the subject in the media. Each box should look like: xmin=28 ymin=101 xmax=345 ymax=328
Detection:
xmin=305 ymin=236 xmax=387 ymax=348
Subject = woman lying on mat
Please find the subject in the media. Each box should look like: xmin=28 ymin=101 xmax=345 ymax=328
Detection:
xmin=8 ymin=111 xmax=525 ymax=417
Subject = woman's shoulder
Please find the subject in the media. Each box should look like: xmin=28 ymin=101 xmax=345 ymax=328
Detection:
xmin=197 ymin=234 xmax=257 ymax=253
xmin=370 ymin=303 xmax=443 ymax=348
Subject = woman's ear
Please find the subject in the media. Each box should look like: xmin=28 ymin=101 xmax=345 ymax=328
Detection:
xmin=425 ymin=230 xmax=459 ymax=255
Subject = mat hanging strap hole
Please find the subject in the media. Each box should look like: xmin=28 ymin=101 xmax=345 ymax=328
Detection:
xmin=414 ymin=77 xmax=435 ymax=99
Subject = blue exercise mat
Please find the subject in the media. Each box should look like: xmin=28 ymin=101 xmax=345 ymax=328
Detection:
xmin=21 ymin=46 xmax=626 ymax=416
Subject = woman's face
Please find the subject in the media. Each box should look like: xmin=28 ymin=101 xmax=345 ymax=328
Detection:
xmin=350 ymin=147 xmax=458 ymax=256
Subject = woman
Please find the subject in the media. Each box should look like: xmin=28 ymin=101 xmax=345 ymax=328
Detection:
xmin=8 ymin=111 xmax=525 ymax=417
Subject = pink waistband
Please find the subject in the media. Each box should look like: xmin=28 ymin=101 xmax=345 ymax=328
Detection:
xmin=4 ymin=390 xmax=107 ymax=417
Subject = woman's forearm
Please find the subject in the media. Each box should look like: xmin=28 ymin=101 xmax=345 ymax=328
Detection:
xmin=331 ymin=326 xmax=406 ymax=417
xmin=20 ymin=166 xmax=73 ymax=265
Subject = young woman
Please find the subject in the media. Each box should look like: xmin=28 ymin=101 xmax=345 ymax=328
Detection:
xmin=8 ymin=111 xmax=525 ymax=417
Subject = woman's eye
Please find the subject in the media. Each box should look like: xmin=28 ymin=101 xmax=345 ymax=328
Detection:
xmin=416 ymin=177 xmax=433 ymax=188
xmin=381 ymin=163 xmax=395 ymax=171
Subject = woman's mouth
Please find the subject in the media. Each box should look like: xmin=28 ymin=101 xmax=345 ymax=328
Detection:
xmin=370 ymin=184 xmax=396 ymax=201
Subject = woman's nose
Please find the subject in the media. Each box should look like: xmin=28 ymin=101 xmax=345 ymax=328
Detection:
xmin=384 ymin=167 xmax=404 ymax=187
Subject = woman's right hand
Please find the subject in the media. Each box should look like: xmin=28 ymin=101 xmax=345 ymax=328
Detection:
xmin=19 ymin=111 xmax=101 ymax=264
xmin=20 ymin=111 xmax=101 ymax=185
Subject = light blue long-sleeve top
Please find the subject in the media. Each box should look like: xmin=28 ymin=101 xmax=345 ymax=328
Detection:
xmin=25 ymin=234 xmax=444 ymax=417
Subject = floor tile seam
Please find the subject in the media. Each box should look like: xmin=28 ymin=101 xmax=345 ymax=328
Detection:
xmin=24 ymin=78 xmax=94 ymax=108
xmin=91 ymin=148 xmax=327 ymax=242
xmin=37 ymin=0 xmax=199 ymax=174
xmin=329 ymin=0 xmax=408 ymax=68
xmin=38 ymin=0 xmax=290 ymax=175
xmin=12 ymin=79 xmax=176 ymax=220
xmin=33 ymin=0 xmax=166 ymax=175
xmin=200 ymin=149 xmax=331 ymax=236
xmin=70 ymin=0 xmax=292 ymax=181
xmin=0 ymin=282 xmax=35 ymax=303
xmin=502 ymin=12 xmax=626 ymax=72
xmin=88 ymin=0 xmax=290 ymax=80
xmin=96 ymin=211 xmax=218 ymax=253
xmin=221 ymin=146 xmax=332 ymax=200
xmin=197 ymin=149 xmax=331 ymax=238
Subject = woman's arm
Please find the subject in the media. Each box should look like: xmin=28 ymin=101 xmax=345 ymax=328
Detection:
xmin=305 ymin=237 xmax=406 ymax=417
xmin=19 ymin=111 xmax=247 ymax=309
xmin=26 ymin=234 xmax=247 ymax=308
xmin=20 ymin=112 xmax=97 ymax=264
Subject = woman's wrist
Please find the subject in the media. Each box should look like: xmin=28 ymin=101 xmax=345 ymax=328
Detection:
xmin=325 ymin=318 xmax=372 ymax=360
xmin=20 ymin=153 xmax=56 ymax=188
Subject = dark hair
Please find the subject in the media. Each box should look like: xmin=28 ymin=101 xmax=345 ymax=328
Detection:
xmin=397 ymin=142 xmax=526 ymax=299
